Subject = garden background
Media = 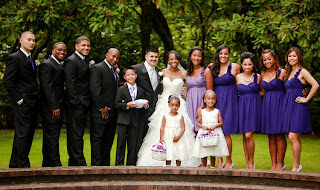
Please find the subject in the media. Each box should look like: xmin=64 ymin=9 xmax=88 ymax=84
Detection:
xmin=0 ymin=0 xmax=319 ymax=171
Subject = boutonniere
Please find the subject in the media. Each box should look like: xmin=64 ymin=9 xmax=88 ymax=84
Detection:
xmin=158 ymin=71 xmax=163 ymax=80
xmin=89 ymin=60 xmax=95 ymax=66
xmin=35 ymin=60 xmax=40 ymax=66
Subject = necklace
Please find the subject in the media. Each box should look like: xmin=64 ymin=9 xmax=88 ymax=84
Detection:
xmin=244 ymin=74 xmax=253 ymax=82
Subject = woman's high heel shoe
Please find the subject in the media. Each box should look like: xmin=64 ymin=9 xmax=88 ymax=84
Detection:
xmin=281 ymin=163 xmax=286 ymax=171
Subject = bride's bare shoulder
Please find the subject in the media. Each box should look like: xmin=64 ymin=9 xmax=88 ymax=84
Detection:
xmin=161 ymin=68 xmax=169 ymax=72
xmin=181 ymin=70 xmax=187 ymax=78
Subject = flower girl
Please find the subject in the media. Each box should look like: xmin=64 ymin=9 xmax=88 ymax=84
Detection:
xmin=193 ymin=90 xmax=229 ymax=167
xmin=160 ymin=95 xmax=189 ymax=166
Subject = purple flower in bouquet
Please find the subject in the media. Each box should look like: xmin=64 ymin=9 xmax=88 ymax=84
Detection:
xmin=199 ymin=130 xmax=208 ymax=136
xmin=200 ymin=130 xmax=219 ymax=136
xmin=210 ymin=130 xmax=219 ymax=136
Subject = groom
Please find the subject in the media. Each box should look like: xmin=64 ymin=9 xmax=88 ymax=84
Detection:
xmin=133 ymin=47 xmax=161 ymax=154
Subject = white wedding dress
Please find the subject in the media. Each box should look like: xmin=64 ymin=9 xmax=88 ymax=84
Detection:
xmin=136 ymin=77 xmax=200 ymax=167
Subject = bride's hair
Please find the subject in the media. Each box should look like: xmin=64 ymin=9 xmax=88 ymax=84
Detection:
xmin=167 ymin=50 xmax=182 ymax=62
xmin=168 ymin=94 xmax=180 ymax=104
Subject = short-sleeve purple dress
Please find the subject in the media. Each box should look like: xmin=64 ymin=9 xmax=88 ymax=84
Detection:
xmin=186 ymin=67 xmax=207 ymax=132
xmin=282 ymin=69 xmax=312 ymax=133
xmin=261 ymin=70 xmax=285 ymax=134
xmin=213 ymin=63 xmax=239 ymax=135
xmin=238 ymin=73 xmax=261 ymax=133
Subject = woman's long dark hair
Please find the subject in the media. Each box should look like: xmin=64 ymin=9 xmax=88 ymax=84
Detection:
xmin=210 ymin=44 xmax=230 ymax=78
xmin=186 ymin=46 xmax=206 ymax=76
xmin=284 ymin=47 xmax=304 ymax=81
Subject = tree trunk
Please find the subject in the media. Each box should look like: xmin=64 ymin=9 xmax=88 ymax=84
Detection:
xmin=240 ymin=0 xmax=255 ymax=54
xmin=149 ymin=2 xmax=174 ymax=60
xmin=138 ymin=0 xmax=174 ymax=62
xmin=9 ymin=39 xmax=19 ymax=54
xmin=32 ymin=30 xmax=51 ymax=60
xmin=137 ymin=0 xmax=153 ymax=61
xmin=198 ymin=11 xmax=206 ymax=50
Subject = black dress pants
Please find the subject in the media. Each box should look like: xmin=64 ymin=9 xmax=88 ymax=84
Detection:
xmin=116 ymin=123 xmax=138 ymax=166
xmin=90 ymin=115 xmax=116 ymax=166
xmin=41 ymin=106 xmax=63 ymax=167
xmin=136 ymin=117 xmax=148 ymax=155
xmin=66 ymin=102 xmax=88 ymax=166
xmin=9 ymin=96 xmax=38 ymax=168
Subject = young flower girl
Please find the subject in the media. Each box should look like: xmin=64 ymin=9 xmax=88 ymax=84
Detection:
xmin=193 ymin=90 xmax=229 ymax=168
xmin=160 ymin=95 xmax=189 ymax=166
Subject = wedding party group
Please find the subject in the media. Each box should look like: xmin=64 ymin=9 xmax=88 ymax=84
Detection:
xmin=3 ymin=31 xmax=319 ymax=173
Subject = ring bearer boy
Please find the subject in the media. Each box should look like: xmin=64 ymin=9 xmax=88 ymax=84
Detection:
xmin=114 ymin=67 xmax=148 ymax=165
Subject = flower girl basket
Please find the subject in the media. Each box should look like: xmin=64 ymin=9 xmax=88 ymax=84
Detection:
xmin=198 ymin=130 xmax=219 ymax=147
xmin=151 ymin=142 xmax=167 ymax=161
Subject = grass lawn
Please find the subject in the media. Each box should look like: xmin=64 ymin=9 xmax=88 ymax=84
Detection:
xmin=0 ymin=128 xmax=319 ymax=173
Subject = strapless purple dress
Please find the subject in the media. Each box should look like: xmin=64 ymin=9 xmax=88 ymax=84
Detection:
xmin=238 ymin=73 xmax=261 ymax=133
xmin=282 ymin=69 xmax=312 ymax=133
xmin=186 ymin=67 xmax=207 ymax=132
xmin=261 ymin=70 xmax=285 ymax=134
xmin=213 ymin=63 xmax=239 ymax=135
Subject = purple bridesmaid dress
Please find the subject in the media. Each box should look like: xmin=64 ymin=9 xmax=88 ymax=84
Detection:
xmin=282 ymin=69 xmax=312 ymax=133
xmin=261 ymin=70 xmax=285 ymax=134
xmin=213 ymin=63 xmax=239 ymax=135
xmin=238 ymin=73 xmax=262 ymax=133
xmin=186 ymin=67 xmax=207 ymax=132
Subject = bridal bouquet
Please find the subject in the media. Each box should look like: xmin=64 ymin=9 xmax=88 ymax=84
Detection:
xmin=198 ymin=130 xmax=219 ymax=147
xmin=151 ymin=142 xmax=167 ymax=161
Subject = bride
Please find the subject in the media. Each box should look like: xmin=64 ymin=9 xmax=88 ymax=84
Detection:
xmin=136 ymin=50 xmax=200 ymax=167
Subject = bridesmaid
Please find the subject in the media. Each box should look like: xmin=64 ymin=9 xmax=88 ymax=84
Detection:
xmin=236 ymin=52 xmax=262 ymax=169
xmin=259 ymin=49 xmax=287 ymax=171
xmin=186 ymin=46 xmax=213 ymax=134
xmin=210 ymin=44 xmax=241 ymax=168
xmin=282 ymin=47 xmax=319 ymax=172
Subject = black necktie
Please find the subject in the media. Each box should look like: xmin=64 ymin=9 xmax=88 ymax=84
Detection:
xmin=111 ymin=67 xmax=117 ymax=81
xmin=28 ymin=55 xmax=36 ymax=76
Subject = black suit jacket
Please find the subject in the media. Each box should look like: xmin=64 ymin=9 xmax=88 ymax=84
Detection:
xmin=132 ymin=63 xmax=161 ymax=118
xmin=90 ymin=61 xmax=118 ymax=118
xmin=39 ymin=57 xmax=64 ymax=111
xmin=4 ymin=49 xmax=38 ymax=105
xmin=64 ymin=53 xmax=90 ymax=108
xmin=114 ymin=84 xmax=146 ymax=127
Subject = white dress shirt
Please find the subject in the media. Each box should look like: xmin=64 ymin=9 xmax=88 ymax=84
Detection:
xmin=75 ymin=51 xmax=85 ymax=60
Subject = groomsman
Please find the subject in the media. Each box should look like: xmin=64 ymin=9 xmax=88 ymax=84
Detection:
xmin=39 ymin=42 xmax=67 ymax=167
xmin=132 ymin=47 xmax=161 ymax=154
xmin=90 ymin=48 xmax=120 ymax=166
xmin=64 ymin=36 xmax=91 ymax=166
xmin=4 ymin=31 xmax=38 ymax=168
